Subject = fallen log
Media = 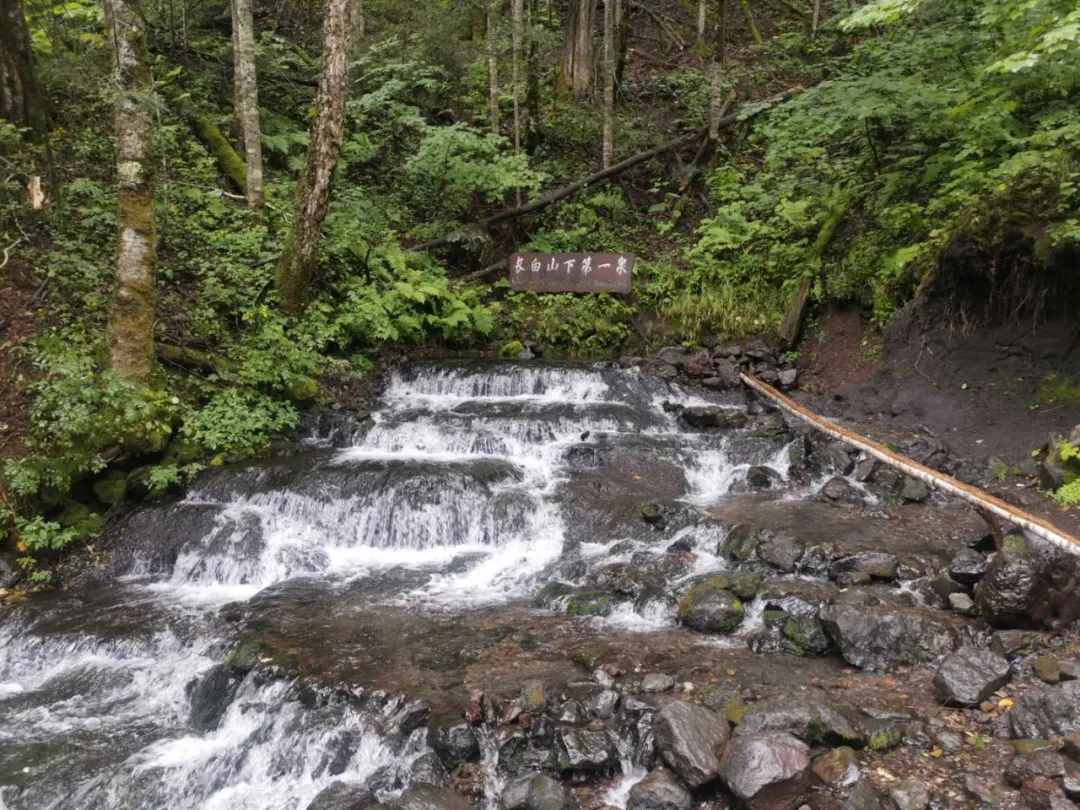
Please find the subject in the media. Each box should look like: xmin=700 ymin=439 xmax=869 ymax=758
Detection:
xmin=189 ymin=113 xmax=247 ymax=193
xmin=417 ymin=88 xmax=803 ymax=256
xmin=740 ymin=372 xmax=1080 ymax=557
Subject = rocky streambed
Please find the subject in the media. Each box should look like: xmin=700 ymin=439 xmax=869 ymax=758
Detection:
xmin=1 ymin=361 xmax=1079 ymax=810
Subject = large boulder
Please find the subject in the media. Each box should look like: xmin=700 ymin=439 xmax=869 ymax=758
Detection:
xmin=677 ymin=579 xmax=745 ymax=634
xmin=758 ymin=531 xmax=805 ymax=573
xmin=933 ymin=646 xmax=1012 ymax=706
xmin=1005 ymin=751 xmax=1066 ymax=788
xmin=653 ymin=701 xmax=730 ymax=788
xmin=829 ymin=552 xmax=898 ymax=583
xmin=394 ymin=786 xmax=472 ymax=810
xmin=975 ymin=533 xmax=1079 ymax=629
xmin=627 ymin=768 xmax=693 ymax=810
xmin=820 ymin=603 xmax=959 ymax=670
xmin=501 ymin=773 xmax=579 ymax=810
xmin=556 ymin=728 xmax=616 ymax=774
xmin=736 ymin=700 xmax=864 ymax=746
xmin=306 ymin=782 xmax=376 ymax=810
xmin=718 ymin=732 xmax=810 ymax=801
xmin=187 ymin=664 xmax=242 ymax=733
xmin=1009 ymin=682 xmax=1080 ymax=739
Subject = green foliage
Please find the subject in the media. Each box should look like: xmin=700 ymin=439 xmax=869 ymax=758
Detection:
xmin=499 ymin=291 xmax=635 ymax=357
xmin=182 ymin=390 xmax=299 ymax=458
xmin=1056 ymin=479 xmax=1080 ymax=506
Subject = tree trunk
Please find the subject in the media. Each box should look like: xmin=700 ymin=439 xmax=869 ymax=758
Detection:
xmin=231 ymin=0 xmax=263 ymax=208
xmin=487 ymin=0 xmax=500 ymax=134
xmin=602 ymin=0 xmax=615 ymax=168
xmin=0 ymin=0 xmax=45 ymax=132
xmin=614 ymin=0 xmax=629 ymax=89
xmin=737 ymin=0 xmax=764 ymax=45
xmin=355 ymin=0 xmax=365 ymax=38
xmin=525 ymin=0 xmax=541 ymax=148
xmin=562 ymin=0 xmax=596 ymax=99
xmin=811 ymin=0 xmax=822 ymax=36
xmin=104 ymin=0 xmax=157 ymax=383
xmin=708 ymin=0 xmax=728 ymax=139
xmin=275 ymin=0 xmax=352 ymax=314
xmin=697 ymin=0 xmax=707 ymax=46
xmin=511 ymin=0 xmax=524 ymax=155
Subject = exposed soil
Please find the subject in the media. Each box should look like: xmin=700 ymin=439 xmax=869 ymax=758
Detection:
xmin=797 ymin=304 xmax=1080 ymax=537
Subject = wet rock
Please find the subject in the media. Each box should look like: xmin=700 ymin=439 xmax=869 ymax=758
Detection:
xmin=627 ymin=768 xmax=693 ymax=810
xmin=387 ymin=700 xmax=430 ymax=738
xmin=888 ymin=779 xmax=930 ymax=810
xmin=822 ymin=477 xmax=863 ymax=505
xmin=410 ymin=753 xmax=451 ymax=788
xmin=829 ymin=552 xmax=898 ymax=583
xmin=900 ymin=478 xmax=930 ymax=503
xmin=677 ymin=579 xmax=745 ymax=634
xmin=556 ymin=727 xmax=616 ymax=774
xmin=746 ymin=466 xmax=784 ymax=490
xmin=590 ymin=689 xmax=619 ymax=719
xmin=810 ymin=747 xmax=859 ymax=786
xmin=975 ymin=532 xmax=1076 ymax=628
xmin=758 ymin=531 xmax=804 ymax=573
xmin=641 ymin=673 xmax=676 ymax=694
xmin=1064 ymin=736 xmax=1080 ymax=762
xmin=817 ymin=442 xmax=856 ymax=475
xmin=0 ymin=556 xmax=18 ymax=588
xmin=394 ymin=785 xmax=472 ymax=810
xmin=721 ymin=524 xmax=760 ymax=561
xmin=187 ymin=664 xmax=241 ymax=732
xmin=501 ymin=773 xmax=579 ymax=810
xmin=1009 ymin=682 xmax=1080 ymax=739
xmin=736 ymin=700 xmax=864 ymax=747
xmin=521 ymin=680 xmax=547 ymax=712
xmin=844 ymin=782 xmax=885 ymax=810
xmin=657 ymin=347 xmax=689 ymax=366
xmin=641 ymin=502 xmax=666 ymax=528
xmin=933 ymin=646 xmax=1012 ymax=706
xmin=558 ymin=701 xmax=587 ymax=724
xmin=718 ymin=732 xmax=810 ymax=801
xmin=653 ymin=700 xmax=729 ymax=788
xmin=679 ymin=406 xmax=748 ymax=432
xmin=949 ymin=548 xmax=989 ymax=586
xmin=564 ymin=590 xmax=615 ymax=618
xmin=820 ymin=603 xmax=959 ymax=670
xmin=432 ymin=723 xmax=479 ymax=769
xmin=1006 ymin=751 xmax=1066 ymax=787
xmin=306 ymin=782 xmax=376 ymax=810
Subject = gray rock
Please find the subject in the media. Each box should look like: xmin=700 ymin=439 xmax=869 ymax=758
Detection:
xmin=411 ymin=753 xmax=451 ymax=787
xmin=656 ymin=347 xmax=689 ymax=366
xmin=810 ymin=747 xmax=859 ymax=786
xmin=433 ymin=723 xmax=479 ymax=769
xmin=736 ymin=700 xmax=864 ymax=746
xmin=590 ymin=689 xmax=619 ymax=719
xmin=501 ymin=773 xmax=579 ymax=810
xmin=844 ymin=782 xmax=885 ymax=810
xmin=653 ymin=700 xmax=729 ymax=788
xmin=992 ymin=630 xmax=1046 ymax=658
xmin=558 ymin=701 xmax=587 ymax=724
xmin=778 ymin=368 xmax=799 ymax=389
xmin=975 ymin=532 xmax=1076 ymax=628
xmin=1009 ymin=682 xmax=1080 ymax=739
xmin=746 ymin=465 xmax=783 ymax=490
xmin=718 ymin=732 xmax=809 ymax=801
xmin=556 ymin=728 xmax=615 ymax=773
xmin=627 ymin=768 xmax=692 ymax=810
xmin=677 ymin=581 xmax=744 ymax=634
xmin=0 ymin=556 xmax=18 ymax=589
xmin=1005 ymin=750 xmax=1066 ymax=787
xmin=829 ymin=552 xmax=898 ymax=582
xmin=964 ymin=774 xmax=1002 ymax=807
xmin=948 ymin=592 xmax=975 ymax=614
xmin=949 ymin=548 xmax=989 ymax=586
xmin=822 ymin=477 xmax=863 ymax=505
xmin=720 ymin=525 xmax=760 ymax=561
xmin=641 ymin=673 xmax=676 ymax=693
xmin=900 ymin=478 xmax=930 ymax=503
xmin=711 ymin=359 xmax=742 ymax=389
xmin=187 ymin=664 xmax=241 ymax=733
xmin=395 ymin=785 xmax=472 ymax=810
xmin=820 ymin=603 xmax=959 ymax=670
xmin=818 ymin=442 xmax=856 ymax=475
xmin=889 ymin=778 xmax=930 ymax=810
xmin=679 ymin=406 xmax=748 ymax=432
xmin=306 ymin=782 xmax=376 ymax=810
xmin=758 ymin=531 xmax=805 ymax=573
xmin=933 ymin=646 xmax=1012 ymax=706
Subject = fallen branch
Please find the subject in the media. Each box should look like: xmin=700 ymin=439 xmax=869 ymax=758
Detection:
xmin=418 ymin=88 xmax=802 ymax=256
xmin=1 ymin=237 xmax=23 ymax=270
xmin=741 ymin=372 xmax=1080 ymax=557
xmin=189 ymin=113 xmax=247 ymax=193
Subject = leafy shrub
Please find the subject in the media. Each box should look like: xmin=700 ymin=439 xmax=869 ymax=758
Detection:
xmin=182 ymin=390 xmax=299 ymax=457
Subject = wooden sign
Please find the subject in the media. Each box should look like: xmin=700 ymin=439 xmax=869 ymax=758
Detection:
xmin=509 ymin=252 xmax=634 ymax=294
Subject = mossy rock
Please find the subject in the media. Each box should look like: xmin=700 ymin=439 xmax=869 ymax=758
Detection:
xmin=781 ymin=616 xmax=831 ymax=656
xmin=726 ymin=694 xmax=747 ymax=725
xmin=728 ymin=570 xmax=763 ymax=600
xmin=763 ymin=609 xmax=788 ymax=628
xmin=721 ymin=524 xmax=760 ymax=561
xmin=56 ymin=502 xmax=105 ymax=540
xmin=92 ymin=471 xmax=128 ymax=507
xmin=225 ymin=637 xmax=268 ymax=674
xmin=565 ymin=590 xmax=615 ymax=618
xmin=163 ymin=438 xmax=204 ymax=465
xmin=678 ymin=578 xmax=744 ymax=633
xmin=499 ymin=340 xmax=526 ymax=359
xmin=532 ymin=581 xmax=576 ymax=609
xmin=867 ymin=725 xmax=904 ymax=751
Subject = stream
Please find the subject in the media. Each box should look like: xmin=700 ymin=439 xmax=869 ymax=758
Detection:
xmin=0 ymin=362 xmax=966 ymax=809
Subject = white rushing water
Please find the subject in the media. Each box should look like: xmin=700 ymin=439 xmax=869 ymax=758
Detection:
xmin=0 ymin=362 xmax=796 ymax=809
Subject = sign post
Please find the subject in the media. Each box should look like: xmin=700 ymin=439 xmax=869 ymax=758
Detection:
xmin=508 ymin=252 xmax=634 ymax=294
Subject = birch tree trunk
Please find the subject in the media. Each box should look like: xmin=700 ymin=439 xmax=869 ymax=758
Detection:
xmin=487 ymin=0 xmax=500 ymax=134
xmin=231 ymin=0 xmax=264 ymax=208
xmin=511 ymin=0 xmax=524 ymax=156
xmin=697 ymin=0 xmax=707 ymax=47
xmin=811 ymin=0 xmax=822 ymax=37
xmin=602 ymin=0 xmax=614 ymax=168
xmin=104 ymin=0 xmax=157 ymax=382
xmin=561 ymin=0 xmax=596 ymax=99
xmin=276 ymin=0 xmax=353 ymax=314
xmin=525 ymin=0 xmax=541 ymax=147
xmin=0 ymin=0 xmax=45 ymax=132
xmin=709 ymin=0 xmax=728 ymax=140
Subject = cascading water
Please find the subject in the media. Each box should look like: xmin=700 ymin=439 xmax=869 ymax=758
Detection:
xmin=0 ymin=362 xmax=794 ymax=809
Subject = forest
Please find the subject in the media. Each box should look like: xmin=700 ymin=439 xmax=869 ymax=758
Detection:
xmin=1 ymin=0 xmax=1079 ymax=586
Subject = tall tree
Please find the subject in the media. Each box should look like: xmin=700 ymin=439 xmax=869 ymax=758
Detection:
xmin=602 ymin=0 xmax=615 ymax=168
xmin=697 ymin=0 xmax=707 ymax=47
xmin=487 ymin=0 xmax=500 ymax=134
xmin=525 ymin=0 xmax=542 ymax=146
xmin=737 ymin=0 xmax=763 ymax=45
xmin=511 ymin=0 xmax=524 ymax=156
xmin=355 ymin=0 xmax=366 ymax=39
xmin=562 ymin=0 xmax=596 ymax=99
xmin=709 ymin=0 xmax=728 ymax=139
xmin=0 ymin=0 xmax=45 ymax=132
xmin=276 ymin=0 xmax=353 ymax=313
xmin=231 ymin=0 xmax=264 ymax=208
xmin=104 ymin=0 xmax=157 ymax=382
